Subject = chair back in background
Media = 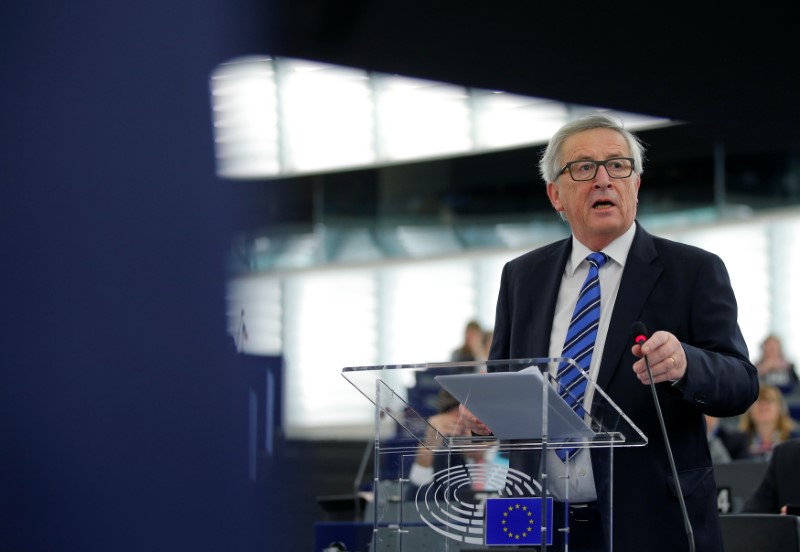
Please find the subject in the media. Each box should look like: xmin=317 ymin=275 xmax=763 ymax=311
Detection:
xmin=713 ymin=460 xmax=768 ymax=513
xmin=719 ymin=513 xmax=800 ymax=552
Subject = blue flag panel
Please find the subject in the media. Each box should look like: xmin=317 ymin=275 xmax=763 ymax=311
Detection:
xmin=484 ymin=497 xmax=553 ymax=546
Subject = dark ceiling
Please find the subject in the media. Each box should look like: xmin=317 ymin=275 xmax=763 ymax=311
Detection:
xmin=260 ymin=3 xmax=800 ymax=152
xmin=219 ymin=3 xmax=800 ymax=235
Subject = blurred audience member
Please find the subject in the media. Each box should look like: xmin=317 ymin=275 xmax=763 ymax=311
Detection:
xmin=705 ymin=414 xmax=751 ymax=463
xmin=407 ymin=390 xmax=501 ymax=499
xmin=738 ymin=384 xmax=800 ymax=461
xmin=742 ymin=437 xmax=800 ymax=514
xmin=411 ymin=320 xmax=484 ymax=416
xmin=755 ymin=334 xmax=798 ymax=394
xmin=451 ymin=320 xmax=486 ymax=362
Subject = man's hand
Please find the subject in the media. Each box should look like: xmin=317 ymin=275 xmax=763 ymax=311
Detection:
xmin=631 ymin=330 xmax=687 ymax=384
xmin=426 ymin=409 xmax=468 ymax=440
xmin=458 ymin=404 xmax=492 ymax=435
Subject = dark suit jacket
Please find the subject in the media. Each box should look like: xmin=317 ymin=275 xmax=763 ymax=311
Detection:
xmin=488 ymin=221 xmax=759 ymax=552
xmin=742 ymin=438 xmax=800 ymax=513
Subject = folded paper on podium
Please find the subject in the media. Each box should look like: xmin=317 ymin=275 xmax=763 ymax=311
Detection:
xmin=434 ymin=366 xmax=596 ymax=441
xmin=341 ymin=358 xmax=646 ymax=551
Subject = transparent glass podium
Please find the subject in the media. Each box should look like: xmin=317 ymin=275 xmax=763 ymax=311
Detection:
xmin=341 ymin=358 xmax=647 ymax=551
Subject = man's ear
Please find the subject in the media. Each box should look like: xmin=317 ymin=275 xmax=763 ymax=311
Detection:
xmin=546 ymin=181 xmax=563 ymax=212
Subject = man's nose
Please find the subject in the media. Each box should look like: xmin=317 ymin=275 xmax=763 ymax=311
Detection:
xmin=593 ymin=165 xmax=613 ymax=186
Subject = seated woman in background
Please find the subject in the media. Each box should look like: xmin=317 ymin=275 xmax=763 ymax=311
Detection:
xmin=450 ymin=320 xmax=486 ymax=362
xmin=755 ymin=334 xmax=798 ymax=394
xmin=738 ymin=384 xmax=800 ymax=461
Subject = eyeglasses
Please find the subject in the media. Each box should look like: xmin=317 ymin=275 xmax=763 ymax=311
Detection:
xmin=558 ymin=157 xmax=635 ymax=181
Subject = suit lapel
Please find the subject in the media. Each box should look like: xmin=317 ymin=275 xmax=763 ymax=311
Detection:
xmin=597 ymin=223 xmax=662 ymax=391
xmin=530 ymin=239 xmax=572 ymax=356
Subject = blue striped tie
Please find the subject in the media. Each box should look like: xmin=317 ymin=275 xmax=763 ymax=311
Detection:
xmin=556 ymin=251 xmax=608 ymax=462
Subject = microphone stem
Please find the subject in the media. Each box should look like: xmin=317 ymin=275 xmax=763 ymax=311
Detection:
xmin=643 ymin=355 xmax=696 ymax=552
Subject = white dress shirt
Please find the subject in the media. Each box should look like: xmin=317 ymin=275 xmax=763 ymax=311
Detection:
xmin=544 ymin=222 xmax=636 ymax=502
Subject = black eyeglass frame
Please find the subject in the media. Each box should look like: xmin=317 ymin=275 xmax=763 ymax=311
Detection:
xmin=557 ymin=157 xmax=635 ymax=181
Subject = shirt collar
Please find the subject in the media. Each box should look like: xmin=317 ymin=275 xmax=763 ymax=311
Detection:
xmin=568 ymin=222 xmax=636 ymax=275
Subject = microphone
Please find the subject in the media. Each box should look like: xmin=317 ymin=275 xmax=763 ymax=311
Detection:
xmin=632 ymin=321 xmax=648 ymax=347
xmin=631 ymin=322 xmax=696 ymax=552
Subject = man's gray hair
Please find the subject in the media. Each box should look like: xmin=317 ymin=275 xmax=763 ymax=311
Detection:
xmin=538 ymin=112 xmax=646 ymax=184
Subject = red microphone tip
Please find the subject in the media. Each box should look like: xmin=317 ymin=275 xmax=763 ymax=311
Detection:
xmin=631 ymin=322 xmax=649 ymax=345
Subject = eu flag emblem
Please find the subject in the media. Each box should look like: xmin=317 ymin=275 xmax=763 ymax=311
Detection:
xmin=484 ymin=497 xmax=552 ymax=546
